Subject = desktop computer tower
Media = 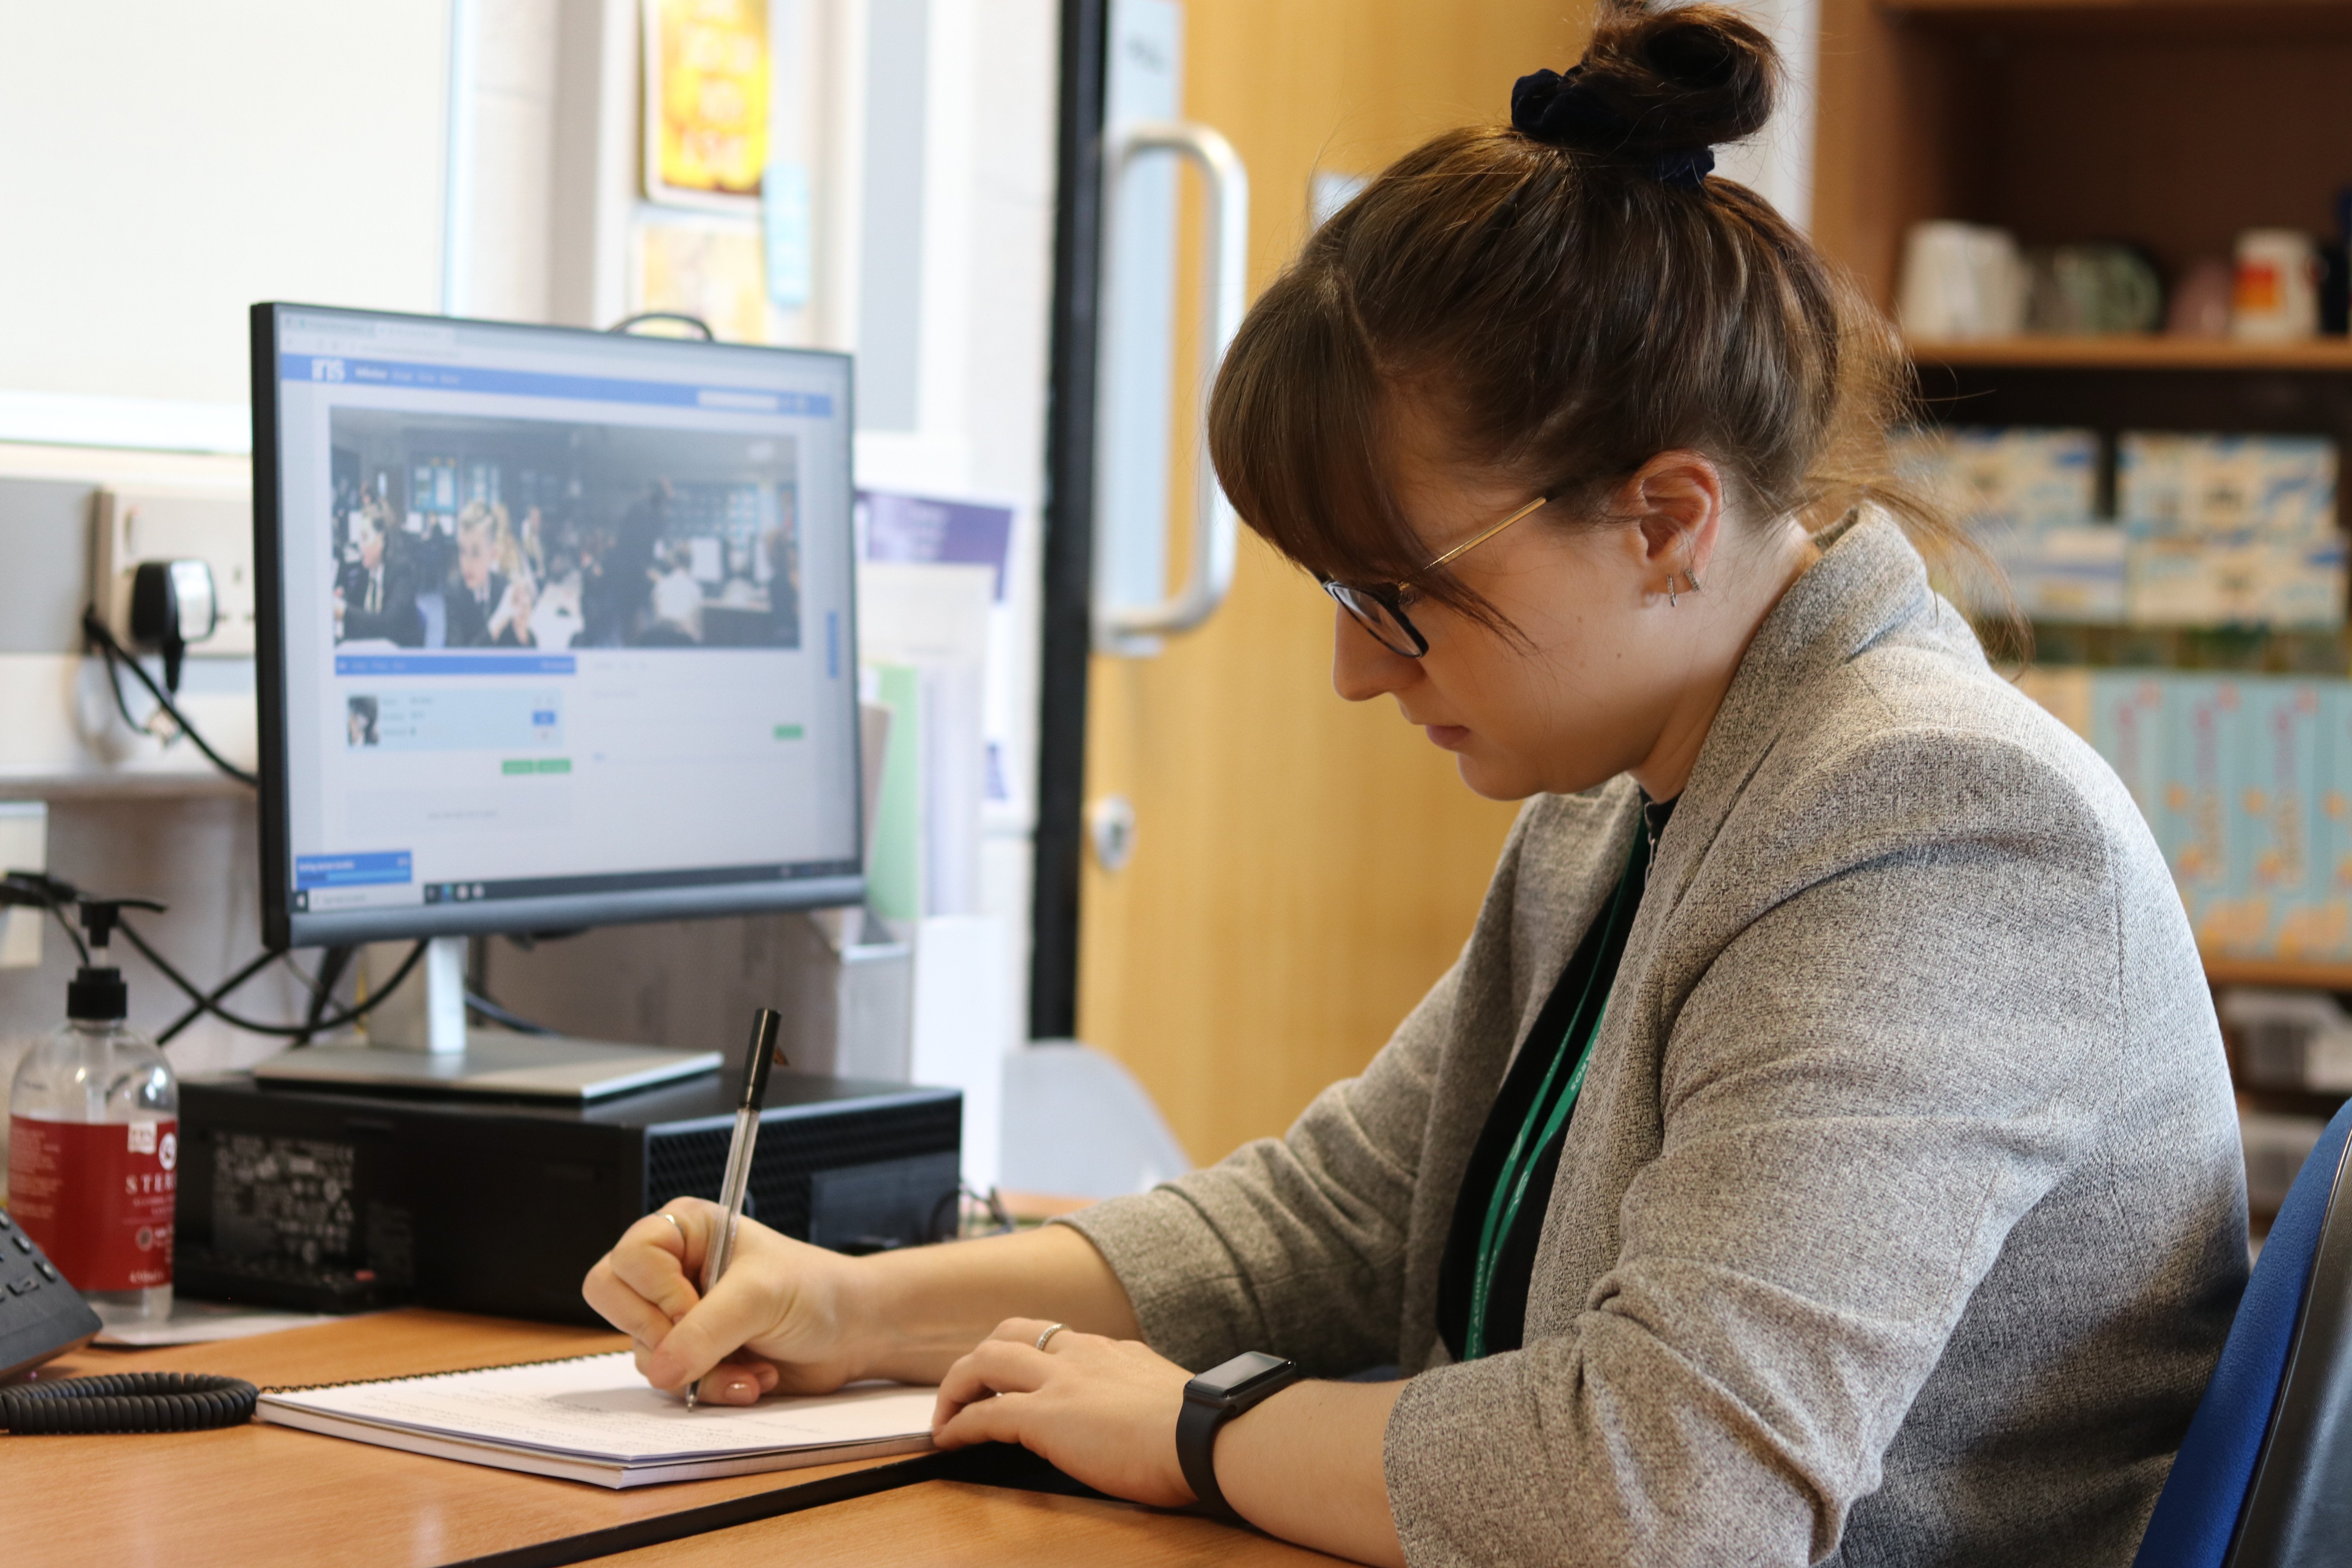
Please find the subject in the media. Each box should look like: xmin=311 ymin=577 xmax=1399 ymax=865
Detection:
xmin=174 ymin=1071 xmax=962 ymax=1325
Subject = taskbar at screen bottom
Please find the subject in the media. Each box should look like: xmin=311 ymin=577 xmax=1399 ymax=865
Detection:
xmin=279 ymin=860 xmax=863 ymax=946
xmin=290 ymin=859 xmax=857 ymax=913
xmin=424 ymin=860 xmax=858 ymax=907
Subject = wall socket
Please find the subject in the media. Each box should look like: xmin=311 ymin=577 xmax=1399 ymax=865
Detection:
xmin=92 ymin=486 xmax=255 ymax=657
xmin=0 ymin=802 xmax=47 ymax=969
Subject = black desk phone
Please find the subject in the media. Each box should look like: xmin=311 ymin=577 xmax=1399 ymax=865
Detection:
xmin=0 ymin=1206 xmax=101 ymax=1382
xmin=0 ymin=1212 xmax=258 ymax=1435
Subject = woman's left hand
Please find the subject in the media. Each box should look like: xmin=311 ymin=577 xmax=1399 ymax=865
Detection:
xmin=931 ymin=1317 xmax=1197 ymax=1508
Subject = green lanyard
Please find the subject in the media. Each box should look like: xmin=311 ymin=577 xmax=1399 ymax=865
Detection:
xmin=1463 ymin=828 xmax=1646 ymax=1361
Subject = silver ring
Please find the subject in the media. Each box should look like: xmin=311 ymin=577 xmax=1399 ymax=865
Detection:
xmin=659 ymin=1212 xmax=686 ymax=1245
xmin=1034 ymin=1322 xmax=1068 ymax=1353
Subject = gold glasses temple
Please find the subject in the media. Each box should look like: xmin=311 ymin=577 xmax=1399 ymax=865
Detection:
xmin=1423 ymin=495 xmax=1550 ymax=572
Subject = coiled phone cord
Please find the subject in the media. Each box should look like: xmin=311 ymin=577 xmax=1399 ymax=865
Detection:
xmin=0 ymin=1371 xmax=258 ymax=1434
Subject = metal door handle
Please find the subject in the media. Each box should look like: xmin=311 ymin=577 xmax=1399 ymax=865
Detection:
xmin=1096 ymin=119 xmax=1249 ymax=647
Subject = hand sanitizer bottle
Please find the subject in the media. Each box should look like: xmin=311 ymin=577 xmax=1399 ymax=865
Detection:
xmin=7 ymin=896 xmax=177 ymax=1327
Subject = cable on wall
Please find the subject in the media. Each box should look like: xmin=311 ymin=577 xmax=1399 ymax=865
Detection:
xmin=80 ymin=609 xmax=257 ymax=789
xmin=117 ymin=920 xmax=428 ymax=1042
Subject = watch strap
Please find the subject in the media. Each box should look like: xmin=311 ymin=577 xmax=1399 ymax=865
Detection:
xmin=1176 ymin=1355 xmax=1303 ymax=1523
xmin=1176 ymin=1395 xmax=1241 ymax=1521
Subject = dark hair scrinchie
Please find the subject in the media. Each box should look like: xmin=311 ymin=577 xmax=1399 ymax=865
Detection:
xmin=1207 ymin=0 xmax=1967 ymax=637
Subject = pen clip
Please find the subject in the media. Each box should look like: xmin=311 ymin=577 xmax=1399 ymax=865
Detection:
xmin=741 ymin=1007 xmax=782 ymax=1110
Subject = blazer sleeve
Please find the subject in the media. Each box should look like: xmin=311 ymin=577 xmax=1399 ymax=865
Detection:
xmin=1382 ymin=732 xmax=2136 ymax=1566
xmin=1058 ymin=951 xmax=1466 ymax=1376
xmin=1054 ymin=788 xmax=1587 ymax=1376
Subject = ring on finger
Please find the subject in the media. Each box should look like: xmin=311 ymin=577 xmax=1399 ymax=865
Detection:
xmin=659 ymin=1212 xmax=686 ymax=1245
xmin=1034 ymin=1322 xmax=1068 ymax=1353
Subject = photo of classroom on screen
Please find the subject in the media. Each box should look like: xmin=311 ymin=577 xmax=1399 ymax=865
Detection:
xmin=327 ymin=410 xmax=802 ymax=653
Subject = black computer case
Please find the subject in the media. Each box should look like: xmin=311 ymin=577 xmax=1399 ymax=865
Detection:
xmin=175 ymin=1071 xmax=962 ymax=1325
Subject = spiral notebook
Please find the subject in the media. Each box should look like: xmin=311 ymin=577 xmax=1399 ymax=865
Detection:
xmin=255 ymin=1352 xmax=938 ymax=1488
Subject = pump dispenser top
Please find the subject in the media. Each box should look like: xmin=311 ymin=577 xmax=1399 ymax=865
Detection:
xmin=66 ymin=897 xmax=163 ymax=1021
xmin=0 ymin=874 xmax=163 ymax=1021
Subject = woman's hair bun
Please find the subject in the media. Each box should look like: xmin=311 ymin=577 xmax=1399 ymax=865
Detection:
xmin=1522 ymin=1 xmax=1778 ymax=158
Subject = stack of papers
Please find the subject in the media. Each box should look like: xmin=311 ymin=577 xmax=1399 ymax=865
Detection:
xmin=256 ymin=1351 xmax=937 ymax=1488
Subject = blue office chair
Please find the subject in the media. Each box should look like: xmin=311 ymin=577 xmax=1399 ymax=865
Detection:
xmin=2134 ymin=1096 xmax=2352 ymax=1568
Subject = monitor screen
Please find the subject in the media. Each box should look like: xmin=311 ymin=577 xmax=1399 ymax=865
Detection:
xmin=252 ymin=304 xmax=862 ymax=949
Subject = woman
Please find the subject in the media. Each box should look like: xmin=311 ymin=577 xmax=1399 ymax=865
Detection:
xmin=584 ymin=7 xmax=2245 ymax=1563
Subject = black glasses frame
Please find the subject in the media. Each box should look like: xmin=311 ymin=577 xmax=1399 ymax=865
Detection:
xmin=1320 ymin=579 xmax=1429 ymax=657
xmin=1319 ymin=494 xmax=1550 ymax=659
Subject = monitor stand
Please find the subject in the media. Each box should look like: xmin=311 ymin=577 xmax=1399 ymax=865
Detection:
xmin=250 ymin=938 xmax=722 ymax=1102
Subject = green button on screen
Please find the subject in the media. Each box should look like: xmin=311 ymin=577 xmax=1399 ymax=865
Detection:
xmin=774 ymin=724 xmax=805 ymax=740
xmin=501 ymin=759 xmax=534 ymax=775
xmin=536 ymin=758 xmax=571 ymax=773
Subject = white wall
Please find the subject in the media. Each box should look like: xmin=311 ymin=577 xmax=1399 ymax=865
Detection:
xmin=465 ymin=0 xmax=564 ymax=321
xmin=470 ymin=0 xmax=1060 ymax=1174
xmin=0 ymin=2 xmax=452 ymax=412
xmin=0 ymin=4 xmax=457 ymax=1078
xmin=1713 ymin=0 xmax=1819 ymax=232
xmin=849 ymin=0 xmax=1058 ymax=1067
xmin=0 ymin=1 xmax=1062 ymax=1151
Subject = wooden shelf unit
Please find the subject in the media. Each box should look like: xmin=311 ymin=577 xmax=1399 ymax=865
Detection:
xmin=1879 ymin=0 xmax=2352 ymax=37
xmin=2205 ymin=954 xmax=2352 ymax=994
xmin=1909 ymin=338 xmax=2352 ymax=371
xmin=1813 ymin=6 xmax=2352 ymax=1045
xmin=1813 ymin=0 xmax=2352 ymax=316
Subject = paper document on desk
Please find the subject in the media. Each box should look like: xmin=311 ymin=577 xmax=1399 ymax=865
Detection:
xmin=256 ymin=1351 xmax=937 ymax=1488
xmin=94 ymin=1297 xmax=341 ymax=1347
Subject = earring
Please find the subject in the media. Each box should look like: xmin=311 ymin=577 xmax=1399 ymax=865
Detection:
xmin=1685 ymin=566 xmax=1702 ymax=593
xmin=1667 ymin=577 xmax=1679 ymax=608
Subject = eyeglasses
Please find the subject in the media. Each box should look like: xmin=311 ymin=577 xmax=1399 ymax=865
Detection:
xmin=1321 ymin=494 xmax=1548 ymax=658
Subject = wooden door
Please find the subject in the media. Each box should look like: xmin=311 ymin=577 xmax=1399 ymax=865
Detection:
xmin=1076 ymin=1 xmax=1592 ymax=1165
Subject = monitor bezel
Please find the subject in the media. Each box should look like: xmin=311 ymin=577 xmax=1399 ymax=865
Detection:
xmin=251 ymin=301 xmax=866 ymax=951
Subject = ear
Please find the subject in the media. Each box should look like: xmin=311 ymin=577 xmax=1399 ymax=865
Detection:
xmin=1614 ymin=452 xmax=1727 ymax=582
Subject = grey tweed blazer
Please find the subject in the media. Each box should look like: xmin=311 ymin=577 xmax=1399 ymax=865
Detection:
xmin=1066 ymin=510 xmax=2248 ymax=1567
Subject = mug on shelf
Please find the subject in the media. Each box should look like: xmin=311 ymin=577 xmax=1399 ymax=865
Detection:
xmin=2026 ymin=244 xmax=2163 ymax=336
xmin=1898 ymin=221 xmax=2027 ymax=341
xmin=2167 ymin=257 xmax=2236 ymax=338
xmin=2233 ymin=229 xmax=2322 ymax=342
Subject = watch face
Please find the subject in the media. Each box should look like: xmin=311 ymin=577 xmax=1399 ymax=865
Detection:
xmin=1194 ymin=1350 xmax=1295 ymax=1401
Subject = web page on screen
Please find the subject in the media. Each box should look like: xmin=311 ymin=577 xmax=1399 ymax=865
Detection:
xmin=271 ymin=311 xmax=859 ymax=920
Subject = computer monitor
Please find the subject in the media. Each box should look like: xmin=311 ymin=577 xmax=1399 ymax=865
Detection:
xmin=248 ymin=303 xmax=862 ymax=1096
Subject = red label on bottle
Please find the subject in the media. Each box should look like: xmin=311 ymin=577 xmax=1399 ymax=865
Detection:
xmin=7 ymin=1117 xmax=176 ymax=1292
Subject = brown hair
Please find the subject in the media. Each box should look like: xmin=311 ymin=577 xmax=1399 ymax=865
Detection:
xmin=1206 ymin=0 xmax=1956 ymax=632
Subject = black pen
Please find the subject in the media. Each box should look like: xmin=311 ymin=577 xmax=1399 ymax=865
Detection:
xmin=690 ymin=1007 xmax=783 ymax=1412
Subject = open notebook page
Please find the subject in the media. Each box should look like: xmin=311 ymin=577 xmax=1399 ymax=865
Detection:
xmin=257 ymin=1351 xmax=938 ymax=1488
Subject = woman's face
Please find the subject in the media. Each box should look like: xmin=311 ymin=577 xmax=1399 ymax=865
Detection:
xmin=458 ymin=526 xmax=495 ymax=591
xmin=1330 ymin=410 xmax=1782 ymax=804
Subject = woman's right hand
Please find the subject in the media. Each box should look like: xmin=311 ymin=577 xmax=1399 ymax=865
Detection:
xmin=581 ymin=1196 xmax=870 ymax=1406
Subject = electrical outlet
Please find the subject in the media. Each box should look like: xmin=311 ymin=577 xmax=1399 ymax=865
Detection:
xmin=0 ymin=802 xmax=46 ymax=969
xmin=92 ymin=486 xmax=255 ymax=657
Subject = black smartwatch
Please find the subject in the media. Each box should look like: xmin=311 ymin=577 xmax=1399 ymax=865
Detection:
xmin=1176 ymin=1350 xmax=1303 ymax=1523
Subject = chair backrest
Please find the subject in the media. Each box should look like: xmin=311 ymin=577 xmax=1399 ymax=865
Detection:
xmin=2133 ymin=1097 xmax=2352 ymax=1568
xmin=1000 ymin=1042 xmax=1192 ymax=1200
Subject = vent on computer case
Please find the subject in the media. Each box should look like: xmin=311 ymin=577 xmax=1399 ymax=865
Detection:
xmin=644 ymin=1100 xmax=962 ymax=1247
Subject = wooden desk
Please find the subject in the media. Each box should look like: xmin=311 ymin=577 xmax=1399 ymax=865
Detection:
xmin=6 ymin=1310 xmax=1343 ymax=1567
xmin=593 ymin=1482 xmax=1346 ymax=1566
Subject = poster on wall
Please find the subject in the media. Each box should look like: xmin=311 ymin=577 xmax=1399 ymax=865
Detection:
xmin=642 ymin=0 xmax=769 ymax=211
xmin=630 ymin=218 xmax=775 ymax=343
